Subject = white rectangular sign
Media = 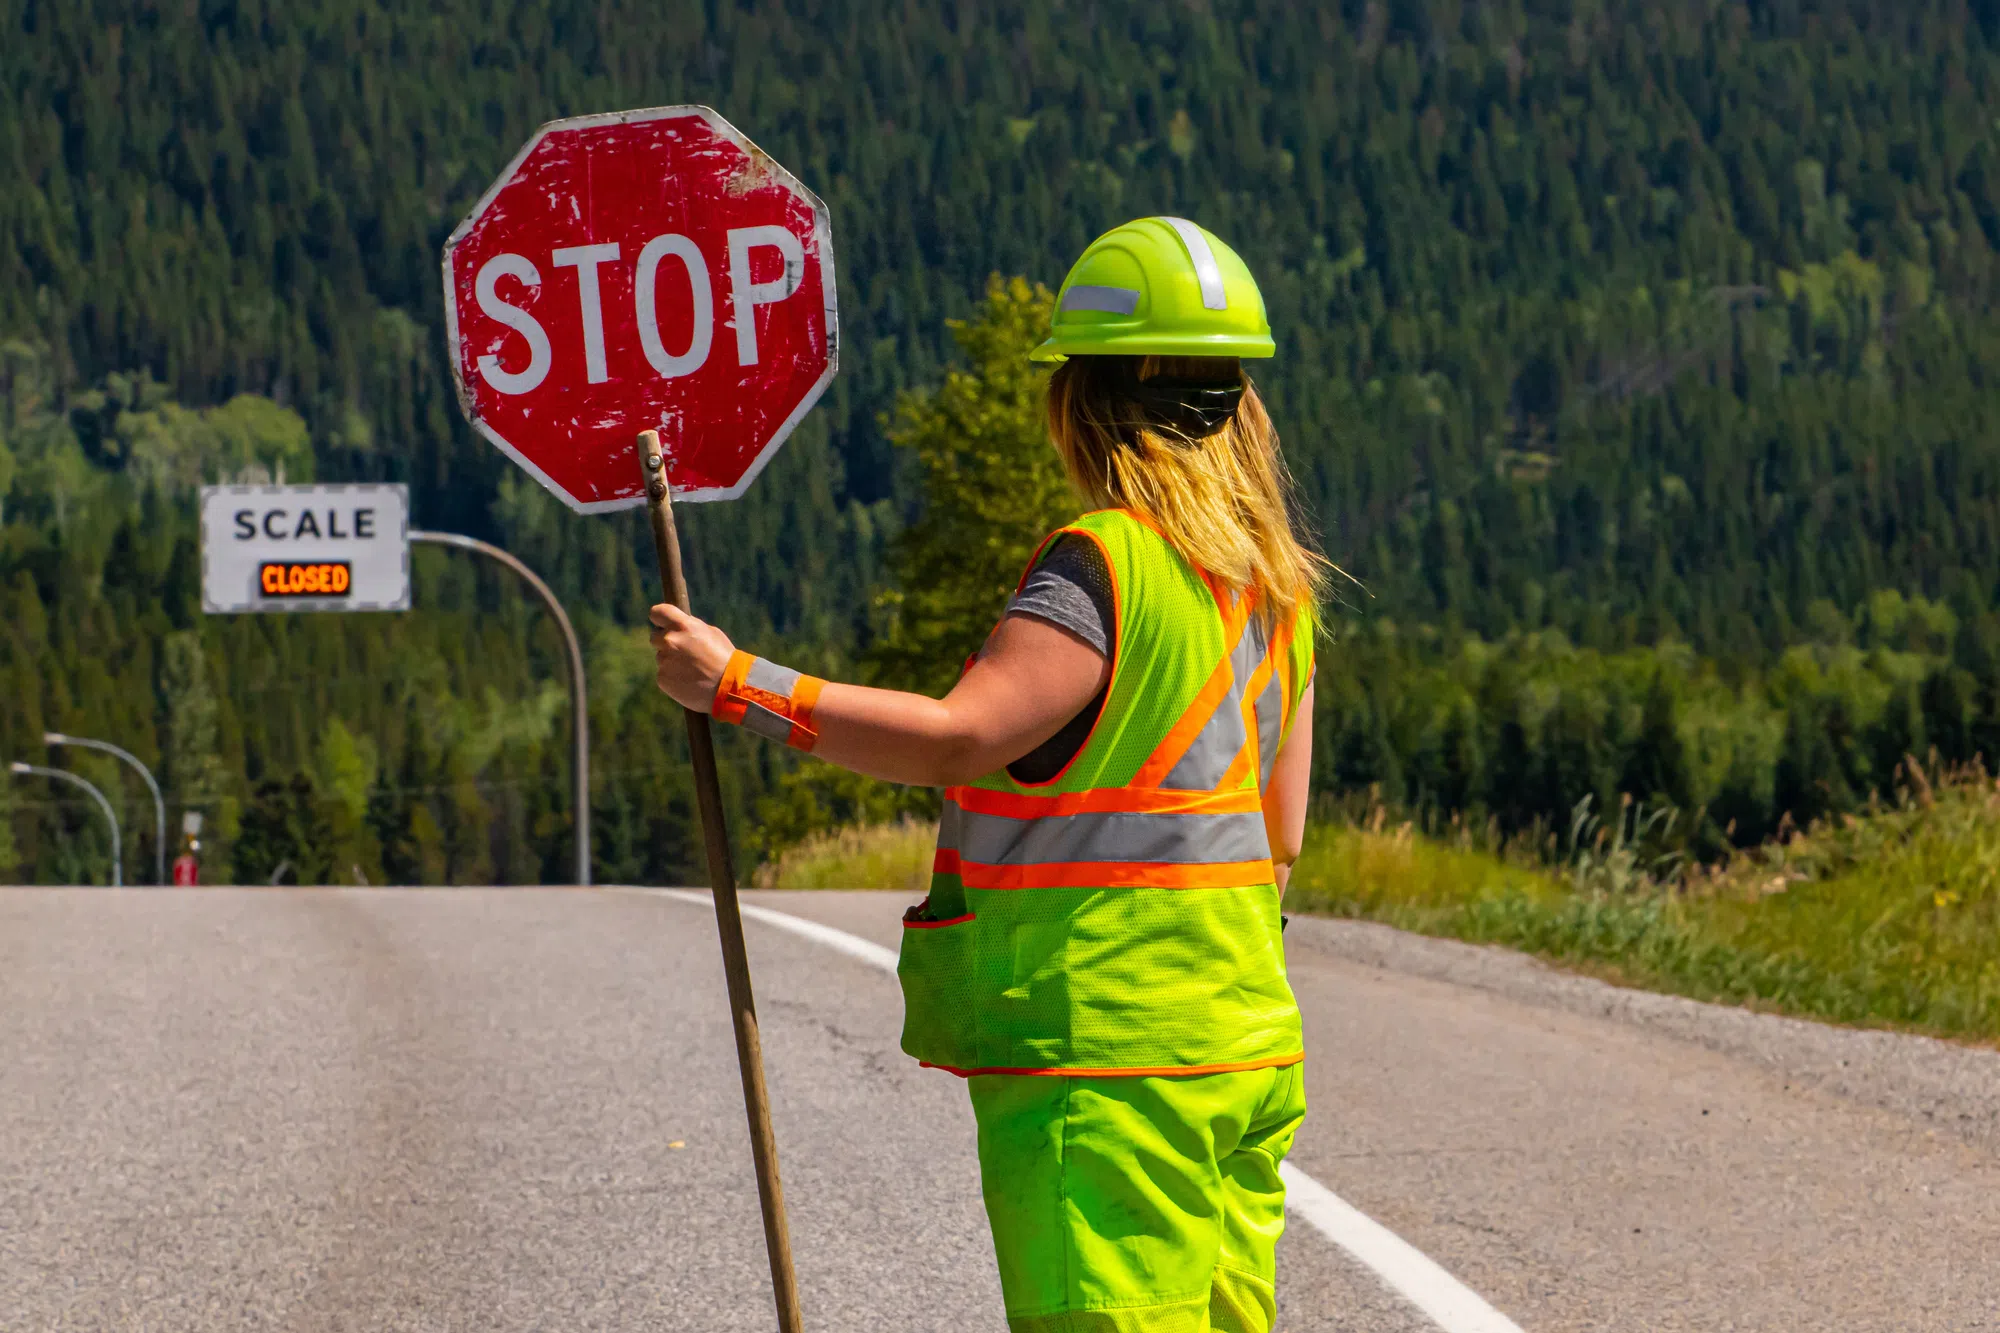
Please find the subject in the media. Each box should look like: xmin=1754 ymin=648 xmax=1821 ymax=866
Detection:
xmin=201 ymin=484 xmax=410 ymax=613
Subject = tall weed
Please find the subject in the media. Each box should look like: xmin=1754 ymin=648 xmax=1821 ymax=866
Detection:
xmin=751 ymin=819 xmax=935 ymax=892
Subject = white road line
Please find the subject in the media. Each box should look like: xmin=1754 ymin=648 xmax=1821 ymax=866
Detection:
xmin=645 ymin=889 xmax=1526 ymax=1333
xmin=656 ymin=888 xmax=904 ymax=972
xmin=1278 ymin=1163 xmax=1525 ymax=1333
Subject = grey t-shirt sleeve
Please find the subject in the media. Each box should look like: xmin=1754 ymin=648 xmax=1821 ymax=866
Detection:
xmin=1005 ymin=535 xmax=1114 ymax=657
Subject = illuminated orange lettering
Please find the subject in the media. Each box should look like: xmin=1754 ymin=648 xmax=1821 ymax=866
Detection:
xmin=258 ymin=561 xmax=353 ymax=599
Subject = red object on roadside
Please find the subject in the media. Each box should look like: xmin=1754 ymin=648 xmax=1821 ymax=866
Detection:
xmin=172 ymin=853 xmax=199 ymax=887
xmin=442 ymin=105 xmax=838 ymax=510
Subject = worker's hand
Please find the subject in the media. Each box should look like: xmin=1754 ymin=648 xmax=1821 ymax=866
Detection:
xmin=650 ymin=603 xmax=736 ymax=712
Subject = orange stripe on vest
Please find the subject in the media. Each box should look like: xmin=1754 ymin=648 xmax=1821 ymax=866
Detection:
xmin=918 ymin=1051 xmax=1304 ymax=1079
xmin=1130 ymin=590 xmax=1254 ymax=788
xmin=948 ymin=784 xmax=1265 ymax=819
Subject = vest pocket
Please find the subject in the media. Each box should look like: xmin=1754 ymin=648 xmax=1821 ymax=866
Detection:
xmin=897 ymin=911 xmax=978 ymax=1071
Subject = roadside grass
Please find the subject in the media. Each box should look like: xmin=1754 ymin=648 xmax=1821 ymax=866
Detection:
xmin=751 ymin=818 xmax=934 ymax=892
xmin=1287 ymin=769 xmax=2000 ymax=1045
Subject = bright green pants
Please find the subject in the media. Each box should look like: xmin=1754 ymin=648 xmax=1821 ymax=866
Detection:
xmin=967 ymin=1063 xmax=1307 ymax=1333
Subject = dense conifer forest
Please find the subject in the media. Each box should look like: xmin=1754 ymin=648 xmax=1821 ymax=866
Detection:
xmin=6 ymin=1 xmax=2000 ymax=881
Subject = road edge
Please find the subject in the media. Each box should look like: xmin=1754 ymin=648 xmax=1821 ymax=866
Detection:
xmin=1283 ymin=912 xmax=2000 ymax=1154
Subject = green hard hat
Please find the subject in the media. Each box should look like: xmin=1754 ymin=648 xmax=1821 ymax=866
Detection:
xmin=1031 ymin=217 xmax=1275 ymax=362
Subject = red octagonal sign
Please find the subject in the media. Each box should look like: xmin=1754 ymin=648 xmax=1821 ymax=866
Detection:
xmin=443 ymin=106 xmax=837 ymax=509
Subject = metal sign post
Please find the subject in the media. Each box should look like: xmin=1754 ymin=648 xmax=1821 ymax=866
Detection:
xmin=409 ymin=531 xmax=591 ymax=887
xmin=9 ymin=762 xmax=121 ymax=886
xmin=43 ymin=733 xmax=165 ymax=884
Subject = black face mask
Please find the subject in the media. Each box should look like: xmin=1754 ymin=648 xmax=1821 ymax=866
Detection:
xmin=1107 ymin=361 xmax=1245 ymax=441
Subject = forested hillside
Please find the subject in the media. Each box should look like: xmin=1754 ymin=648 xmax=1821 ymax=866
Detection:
xmin=7 ymin=1 xmax=2000 ymax=881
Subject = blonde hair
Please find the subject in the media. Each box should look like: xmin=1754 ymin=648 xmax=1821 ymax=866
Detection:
xmin=1046 ymin=355 xmax=1333 ymax=626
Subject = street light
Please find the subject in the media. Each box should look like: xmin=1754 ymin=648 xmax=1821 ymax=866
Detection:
xmin=8 ymin=761 xmax=122 ymax=887
xmin=43 ymin=733 xmax=165 ymax=885
xmin=411 ymin=530 xmax=591 ymax=885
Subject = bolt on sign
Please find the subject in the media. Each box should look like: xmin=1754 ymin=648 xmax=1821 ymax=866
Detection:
xmin=200 ymin=484 xmax=411 ymax=613
xmin=442 ymin=105 xmax=838 ymax=509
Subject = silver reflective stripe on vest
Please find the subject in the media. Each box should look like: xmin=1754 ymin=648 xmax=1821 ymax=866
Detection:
xmin=958 ymin=807 xmax=1271 ymax=867
xmin=1062 ymin=284 xmax=1142 ymax=315
xmin=746 ymin=657 xmax=802 ymax=697
xmin=1162 ymin=615 xmax=1269 ymax=789
xmin=1159 ymin=217 xmax=1228 ymax=311
xmin=1254 ymin=671 xmax=1286 ymax=787
xmin=935 ymin=799 xmax=962 ymax=859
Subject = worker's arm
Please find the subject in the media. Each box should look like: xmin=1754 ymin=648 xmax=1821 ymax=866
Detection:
xmin=649 ymin=603 xmax=1109 ymax=788
xmin=1263 ymin=680 xmax=1314 ymax=898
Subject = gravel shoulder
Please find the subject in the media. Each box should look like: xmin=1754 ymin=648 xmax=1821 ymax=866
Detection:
xmin=1279 ymin=911 xmax=2000 ymax=1155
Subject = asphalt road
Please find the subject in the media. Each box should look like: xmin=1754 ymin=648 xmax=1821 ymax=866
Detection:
xmin=2 ymin=888 xmax=1997 ymax=1332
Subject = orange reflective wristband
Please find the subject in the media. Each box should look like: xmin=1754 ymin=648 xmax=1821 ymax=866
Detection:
xmin=709 ymin=652 xmax=826 ymax=752
xmin=711 ymin=650 xmax=757 ymax=725
xmin=788 ymin=673 xmax=825 ymax=742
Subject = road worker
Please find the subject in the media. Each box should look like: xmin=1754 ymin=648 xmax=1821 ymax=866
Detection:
xmin=651 ymin=216 xmax=1321 ymax=1333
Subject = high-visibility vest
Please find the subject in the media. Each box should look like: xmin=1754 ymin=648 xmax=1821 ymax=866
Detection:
xmin=898 ymin=508 xmax=1315 ymax=1076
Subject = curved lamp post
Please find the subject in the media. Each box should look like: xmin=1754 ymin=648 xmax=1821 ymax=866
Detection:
xmin=411 ymin=531 xmax=590 ymax=886
xmin=43 ymin=733 xmax=164 ymax=885
xmin=9 ymin=761 xmax=122 ymax=887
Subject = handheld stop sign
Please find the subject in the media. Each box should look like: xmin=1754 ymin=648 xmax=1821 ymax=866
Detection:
xmin=444 ymin=106 xmax=832 ymax=1331
xmin=443 ymin=104 xmax=837 ymax=508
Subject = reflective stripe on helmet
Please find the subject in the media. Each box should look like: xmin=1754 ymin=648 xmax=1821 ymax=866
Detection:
xmin=1031 ymin=219 xmax=1274 ymax=360
xmin=1159 ymin=216 xmax=1228 ymax=311
xmin=1061 ymin=284 xmax=1142 ymax=314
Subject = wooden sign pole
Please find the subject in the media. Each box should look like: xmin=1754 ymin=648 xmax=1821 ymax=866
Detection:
xmin=637 ymin=429 xmax=805 ymax=1333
